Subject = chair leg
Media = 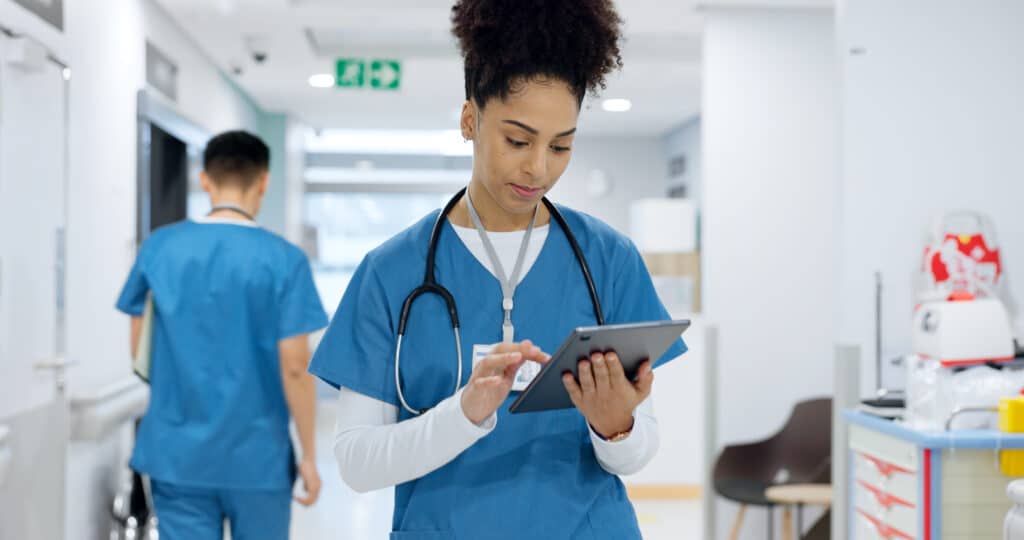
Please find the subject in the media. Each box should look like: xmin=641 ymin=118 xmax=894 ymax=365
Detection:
xmin=782 ymin=506 xmax=793 ymax=540
xmin=728 ymin=504 xmax=747 ymax=540
xmin=796 ymin=503 xmax=803 ymax=538
xmin=767 ymin=505 xmax=774 ymax=540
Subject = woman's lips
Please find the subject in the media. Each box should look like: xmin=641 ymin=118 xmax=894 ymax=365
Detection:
xmin=510 ymin=183 xmax=543 ymax=198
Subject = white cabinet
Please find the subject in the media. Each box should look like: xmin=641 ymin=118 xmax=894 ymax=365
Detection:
xmin=847 ymin=411 xmax=1023 ymax=540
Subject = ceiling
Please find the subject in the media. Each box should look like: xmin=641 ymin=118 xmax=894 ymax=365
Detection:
xmin=153 ymin=0 xmax=709 ymax=137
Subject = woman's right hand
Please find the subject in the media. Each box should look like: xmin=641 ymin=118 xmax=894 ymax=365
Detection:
xmin=460 ymin=340 xmax=549 ymax=424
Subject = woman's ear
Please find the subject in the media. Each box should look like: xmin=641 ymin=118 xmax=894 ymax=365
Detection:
xmin=460 ymin=100 xmax=477 ymax=141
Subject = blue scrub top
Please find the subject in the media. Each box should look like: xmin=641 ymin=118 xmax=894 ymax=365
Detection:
xmin=310 ymin=205 xmax=687 ymax=540
xmin=116 ymin=220 xmax=328 ymax=490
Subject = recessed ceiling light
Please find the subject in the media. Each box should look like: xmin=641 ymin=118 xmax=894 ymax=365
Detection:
xmin=308 ymin=73 xmax=335 ymax=88
xmin=601 ymin=98 xmax=632 ymax=112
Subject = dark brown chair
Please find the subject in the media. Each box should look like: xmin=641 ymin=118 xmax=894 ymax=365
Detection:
xmin=712 ymin=397 xmax=832 ymax=540
xmin=802 ymin=510 xmax=830 ymax=540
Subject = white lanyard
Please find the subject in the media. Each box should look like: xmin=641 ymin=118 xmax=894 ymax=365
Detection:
xmin=465 ymin=192 xmax=539 ymax=343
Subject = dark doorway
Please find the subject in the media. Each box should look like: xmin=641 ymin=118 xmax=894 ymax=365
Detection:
xmin=144 ymin=124 xmax=188 ymax=234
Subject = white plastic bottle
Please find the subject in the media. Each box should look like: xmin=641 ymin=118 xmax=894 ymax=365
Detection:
xmin=1006 ymin=480 xmax=1024 ymax=540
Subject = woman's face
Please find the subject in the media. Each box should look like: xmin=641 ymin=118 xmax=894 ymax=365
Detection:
xmin=462 ymin=78 xmax=579 ymax=217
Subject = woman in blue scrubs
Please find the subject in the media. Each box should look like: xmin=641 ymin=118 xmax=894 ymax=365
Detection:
xmin=310 ymin=1 xmax=687 ymax=538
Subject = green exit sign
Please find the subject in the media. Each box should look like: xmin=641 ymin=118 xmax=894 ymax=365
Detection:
xmin=336 ymin=58 xmax=401 ymax=90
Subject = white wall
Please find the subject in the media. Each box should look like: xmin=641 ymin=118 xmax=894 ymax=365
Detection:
xmin=624 ymin=317 xmax=706 ymax=487
xmin=703 ymin=7 xmax=836 ymax=539
xmin=63 ymin=1 xmax=147 ymax=396
xmin=837 ymin=0 xmax=1024 ymax=394
xmin=142 ymin=0 xmax=261 ymax=134
xmin=550 ymin=135 xmax=668 ymax=233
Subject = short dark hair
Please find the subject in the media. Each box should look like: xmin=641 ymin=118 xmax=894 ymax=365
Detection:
xmin=203 ymin=130 xmax=270 ymax=189
xmin=451 ymin=0 xmax=624 ymax=108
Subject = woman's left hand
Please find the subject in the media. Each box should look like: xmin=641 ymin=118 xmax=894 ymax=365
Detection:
xmin=562 ymin=351 xmax=653 ymax=439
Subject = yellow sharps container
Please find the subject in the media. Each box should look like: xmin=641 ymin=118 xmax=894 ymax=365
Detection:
xmin=999 ymin=394 xmax=1024 ymax=476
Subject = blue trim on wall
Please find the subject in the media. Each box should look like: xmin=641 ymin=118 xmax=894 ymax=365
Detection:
xmin=256 ymin=112 xmax=288 ymax=236
xmin=219 ymin=71 xmax=264 ymax=118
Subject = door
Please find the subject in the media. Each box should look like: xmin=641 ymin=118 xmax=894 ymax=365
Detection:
xmin=0 ymin=33 xmax=71 ymax=539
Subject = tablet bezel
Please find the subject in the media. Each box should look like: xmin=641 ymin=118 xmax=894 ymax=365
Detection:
xmin=508 ymin=319 xmax=690 ymax=414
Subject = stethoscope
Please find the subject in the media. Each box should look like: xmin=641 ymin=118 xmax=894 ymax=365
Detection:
xmin=395 ymin=187 xmax=605 ymax=415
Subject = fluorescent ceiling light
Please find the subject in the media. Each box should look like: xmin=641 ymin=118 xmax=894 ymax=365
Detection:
xmin=305 ymin=168 xmax=471 ymax=184
xmin=305 ymin=129 xmax=472 ymax=157
xmin=601 ymin=98 xmax=632 ymax=112
xmin=216 ymin=0 xmax=236 ymax=15
xmin=308 ymin=73 xmax=335 ymax=88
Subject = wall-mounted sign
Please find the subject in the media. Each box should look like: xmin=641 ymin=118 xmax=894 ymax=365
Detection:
xmin=336 ymin=58 xmax=401 ymax=91
xmin=12 ymin=0 xmax=64 ymax=31
xmin=146 ymin=42 xmax=179 ymax=102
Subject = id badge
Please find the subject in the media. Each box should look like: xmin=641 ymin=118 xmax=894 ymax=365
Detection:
xmin=472 ymin=343 xmax=541 ymax=392
xmin=472 ymin=343 xmax=494 ymax=370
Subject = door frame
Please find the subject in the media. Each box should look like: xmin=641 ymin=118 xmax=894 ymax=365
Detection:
xmin=135 ymin=90 xmax=209 ymax=243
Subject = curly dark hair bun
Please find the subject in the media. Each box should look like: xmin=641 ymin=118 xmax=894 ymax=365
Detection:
xmin=451 ymin=0 xmax=624 ymax=107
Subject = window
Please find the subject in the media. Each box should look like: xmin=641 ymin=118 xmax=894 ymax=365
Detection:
xmin=304 ymin=191 xmax=454 ymax=314
xmin=301 ymin=128 xmax=470 ymax=314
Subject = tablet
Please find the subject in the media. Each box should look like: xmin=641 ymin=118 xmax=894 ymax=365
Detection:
xmin=508 ymin=319 xmax=690 ymax=414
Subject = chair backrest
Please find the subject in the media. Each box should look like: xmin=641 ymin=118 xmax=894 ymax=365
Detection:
xmin=772 ymin=397 xmax=833 ymax=483
xmin=713 ymin=397 xmax=833 ymax=487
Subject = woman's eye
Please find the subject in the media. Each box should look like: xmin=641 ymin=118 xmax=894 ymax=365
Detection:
xmin=551 ymin=146 xmax=571 ymax=153
xmin=506 ymin=137 xmax=528 ymax=148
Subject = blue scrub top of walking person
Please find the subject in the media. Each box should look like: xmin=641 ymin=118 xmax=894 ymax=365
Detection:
xmin=310 ymin=205 xmax=687 ymax=540
xmin=116 ymin=220 xmax=328 ymax=490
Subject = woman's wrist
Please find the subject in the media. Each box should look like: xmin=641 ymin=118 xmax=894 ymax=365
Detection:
xmin=460 ymin=386 xmax=491 ymax=425
xmin=591 ymin=415 xmax=635 ymax=440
